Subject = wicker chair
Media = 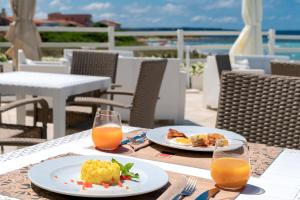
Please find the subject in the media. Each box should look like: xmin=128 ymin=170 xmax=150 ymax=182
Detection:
xmin=216 ymin=72 xmax=300 ymax=149
xmin=215 ymin=55 xmax=232 ymax=78
xmin=34 ymin=51 xmax=119 ymax=128
xmin=0 ymin=97 xmax=48 ymax=152
xmin=69 ymin=59 xmax=168 ymax=129
xmin=70 ymin=51 xmax=120 ymax=90
xmin=271 ymin=61 xmax=300 ymax=77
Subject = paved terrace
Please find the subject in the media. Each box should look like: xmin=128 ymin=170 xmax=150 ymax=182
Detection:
xmin=1 ymin=89 xmax=217 ymax=153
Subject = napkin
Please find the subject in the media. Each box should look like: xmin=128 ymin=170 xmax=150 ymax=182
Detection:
xmin=128 ymin=140 xmax=152 ymax=152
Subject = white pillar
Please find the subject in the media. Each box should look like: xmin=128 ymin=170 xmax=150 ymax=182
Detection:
xmin=268 ymin=29 xmax=276 ymax=55
xmin=185 ymin=45 xmax=191 ymax=88
xmin=108 ymin=26 xmax=115 ymax=50
xmin=177 ymin=29 xmax=184 ymax=61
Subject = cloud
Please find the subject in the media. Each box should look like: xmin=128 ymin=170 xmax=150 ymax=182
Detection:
xmin=205 ymin=0 xmax=238 ymax=10
xmin=192 ymin=15 xmax=237 ymax=23
xmin=83 ymin=2 xmax=111 ymax=11
xmin=125 ymin=3 xmax=152 ymax=14
xmin=162 ymin=3 xmax=183 ymax=14
xmin=98 ymin=13 xmax=116 ymax=19
xmin=147 ymin=18 xmax=162 ymax=23
xmin=35 ymin=11 xmax=47 ymax=19
xmin=49 ymin=0 xmax=71 ymax=11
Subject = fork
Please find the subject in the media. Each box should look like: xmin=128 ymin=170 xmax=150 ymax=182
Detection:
xmin=172 ymin=177 xmax=197 ymax=200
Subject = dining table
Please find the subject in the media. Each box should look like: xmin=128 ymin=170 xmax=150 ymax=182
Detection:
xmin=0 ymin=126 xmax=299 ymax=200
xmin=0 ymin=71 xmax=111 ymax=139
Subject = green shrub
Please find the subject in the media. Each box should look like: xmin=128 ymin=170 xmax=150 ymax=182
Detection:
xmin=0 ymin=53 xmax=7 ymax=62
xmin=190 ymin=62 xmax=205 ymax=76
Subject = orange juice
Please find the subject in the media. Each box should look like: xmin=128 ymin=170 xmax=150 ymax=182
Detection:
xmin=211 ymin=157 xmax=250 ymax=190
xmin=92 ymin=126 xmax=123 ymax=150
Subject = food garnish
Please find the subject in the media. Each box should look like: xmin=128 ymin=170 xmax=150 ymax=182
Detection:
xmin=112 ymin=158 xmax=139 ymax=181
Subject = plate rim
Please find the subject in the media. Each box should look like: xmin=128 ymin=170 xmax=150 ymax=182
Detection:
xmin=28 ymin=155 xmax=169 ymax=198
xmin=146 ymin=125 xmax=246 ymax=152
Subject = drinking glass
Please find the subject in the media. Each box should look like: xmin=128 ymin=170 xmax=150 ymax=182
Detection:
xmin=211 ymin=139 xmax=251 ymax=190
xmin=92 ymin=110 xmax=123 ymax=151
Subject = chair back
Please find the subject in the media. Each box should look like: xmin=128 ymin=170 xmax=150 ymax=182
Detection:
xmin=129 ymin=59 xmax=167 ymax=128
xmin=216 ymin=72 xmax=300 ymax=149
xmin=215 ymin=55 xmax=232 ymax=78
xmin=71 ymin=51 xmax=119 ymax=83
xmin=271 ymin=61 xmax=300 ymax=77
xmin=71 ymin=51 xmax=118 ymax=98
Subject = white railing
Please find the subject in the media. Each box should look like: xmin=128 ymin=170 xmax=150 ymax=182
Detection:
xmin=0 ymin=26 xmax=300 ymax=60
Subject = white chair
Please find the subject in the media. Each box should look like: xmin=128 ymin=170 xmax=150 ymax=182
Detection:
xmin=235 ymin=55 xmax=290 ymax=74
xmin=203 ymin=55 xmax=264 ymax=109
xmin=18 ymin=50 xmax=70 ymax=74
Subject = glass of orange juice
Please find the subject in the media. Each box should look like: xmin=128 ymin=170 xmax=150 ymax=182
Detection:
xmin=211 ymin=139 xmax=251 ymax=190
xmin=92 ymin=110 xmax=123 ymax=151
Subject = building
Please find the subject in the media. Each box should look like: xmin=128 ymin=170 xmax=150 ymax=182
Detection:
xmin=99 ymin=20 xmax=121 ymax=30
xmin=48 ymin=12 xmax=92 ymax=27
xmin=0 ymin=8 xmax=9 ymax=26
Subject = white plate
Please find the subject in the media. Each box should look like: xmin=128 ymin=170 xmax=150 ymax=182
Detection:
xmin=146 ymin=126 xmax=246 ymax=152
xmin=28 ymin=156 xmax=168 ymax=198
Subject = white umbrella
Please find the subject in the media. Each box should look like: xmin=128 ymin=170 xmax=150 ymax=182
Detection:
xmin=5 ymin=0 xmax=42 ymax=70
xmin=230 ymin=0 xmax=263 ymax=61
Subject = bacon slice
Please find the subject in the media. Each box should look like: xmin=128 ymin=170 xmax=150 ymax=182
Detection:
xmin=167 ymin=129 xmax=188 ymax=139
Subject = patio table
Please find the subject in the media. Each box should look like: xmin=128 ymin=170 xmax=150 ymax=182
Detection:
xmin=0 ymin=126 xmax=299 ymax=200
xmin=0 ymin=72 xmax=111 ymax=139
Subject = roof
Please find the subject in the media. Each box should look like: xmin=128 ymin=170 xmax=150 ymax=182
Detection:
xmin=99 ymin=19 xmax=121 ymax=25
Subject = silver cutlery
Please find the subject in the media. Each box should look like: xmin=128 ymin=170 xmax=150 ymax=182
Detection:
xmin=172 ymin=177 xmax=197 ymax=200
xmin=195 ymin=188 xmax=220 ymax=200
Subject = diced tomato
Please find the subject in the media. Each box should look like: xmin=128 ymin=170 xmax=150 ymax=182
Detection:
xmin=118 ymin=181 xmax=123 ymax=187
xmin=70 ymin=179 xmax=74 ymax=183
xmin=101 ymin=182 xmax=110 ymax=188
xmin=54 ymin=176 xmax=58 ymax=179
xmin=83 ymin=182 xmax=93 ymax=188
xmin=125 ymin=186 xmax=129 ymax=189
xmin=64 ymin=182 xmax=68 ymax=185
xmin=121 ymin=175 xmax=131 ymax=180
xmin=77 ymin=181 xmax=84 ymax=185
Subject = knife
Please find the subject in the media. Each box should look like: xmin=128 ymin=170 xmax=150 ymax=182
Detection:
xmin=121 ymin=131 xmax=147 ymax=145
xmin=195 ymin=188 xmax=220 ymax=200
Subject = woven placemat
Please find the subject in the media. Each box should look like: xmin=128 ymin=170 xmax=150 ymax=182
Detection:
xmin=90 ymin=139 xmax=283 ymax=177
xmin=0 ymin=154 xmax=239 ymax=200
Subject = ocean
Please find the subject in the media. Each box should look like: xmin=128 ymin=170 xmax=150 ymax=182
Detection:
xmin=145 ymin=29 xmax=300 ymax=60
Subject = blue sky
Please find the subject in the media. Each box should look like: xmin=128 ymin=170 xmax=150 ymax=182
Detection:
xmin=1 ymin=0 xmax=300 ymax=30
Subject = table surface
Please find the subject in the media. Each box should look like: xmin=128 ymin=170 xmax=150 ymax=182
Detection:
xmin=0 ymin=71 xmax=110 ymax=89
xmin=0 ymin=126 xmax=299 ymax=200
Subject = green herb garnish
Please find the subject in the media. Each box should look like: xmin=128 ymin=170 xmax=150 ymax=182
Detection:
xmin=112 ymin=158 xmax=140 ymax=181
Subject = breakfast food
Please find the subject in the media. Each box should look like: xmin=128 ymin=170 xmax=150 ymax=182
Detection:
xmin=80 ymin=159 xmax=139 ymax=187
xmin=169 ymin=137 xmax=192 ymax=146
xmin=190 ymin=134 xmax=210 ymax=147
xmin=167 ymin=129 xmax=229 ymax=148
xmin=167 ymin=129 xmax=187 ymax=139
xmin=207 ymin=133 xmax=228 ymax=146
xmin=81 ymin=160 xmax=120 ymax=184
